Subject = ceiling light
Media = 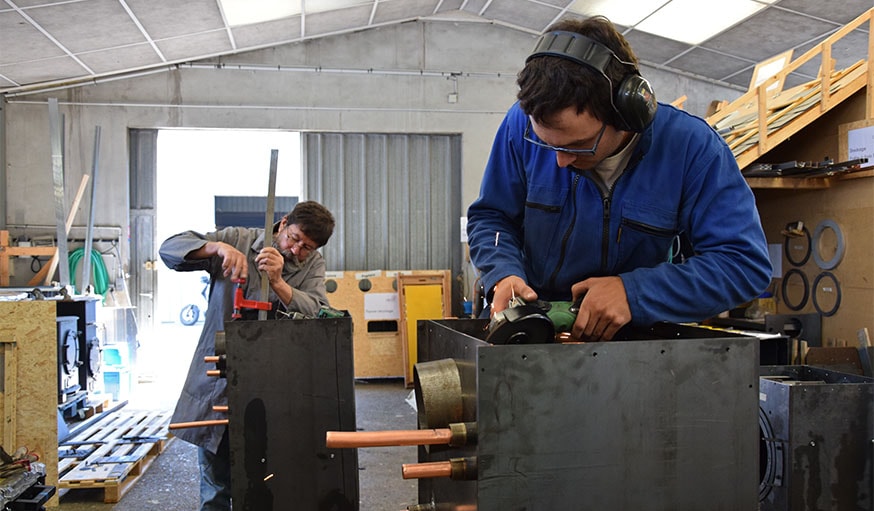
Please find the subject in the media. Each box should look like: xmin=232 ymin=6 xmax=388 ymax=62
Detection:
xmin=635 ymin=0 xmax=767 ymax=45
xmin=569 ymin=0 xmax=670 ymax=27
xmin=219 ymin=0 xmax=301 ymax=27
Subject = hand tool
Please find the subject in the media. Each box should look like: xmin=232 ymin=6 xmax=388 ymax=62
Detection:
xmin=231 ymin=277 xmax=272 ymax=319
xmin=486 ymin=296 xmax=582 ymax=344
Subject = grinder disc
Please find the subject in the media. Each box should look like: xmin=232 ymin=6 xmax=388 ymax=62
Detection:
xmin=486 ymin=304 xmax=555 ymax=344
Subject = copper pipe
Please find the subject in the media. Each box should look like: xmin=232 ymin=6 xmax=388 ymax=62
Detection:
xmin=327 ymin=428 xmax=453 ymax=448
xmin=402 ymin=461 xmax=452 ymax=480
xmin=327 ymin=423 xmax=476 ymax=448
xmin=168 ymin=419 xmax=229 ymax=430
xmin=402 ymin=457 xmax=477 ymax=481
xmin=407 ymin=505 xmax=477 ymax=511
xmin=213 ymin=405 xmax=229 ymax=413
xmin=206 ymin=369 xmax=222 ymax=377
xmin=204 ymin=355 xmax=220 ymax=363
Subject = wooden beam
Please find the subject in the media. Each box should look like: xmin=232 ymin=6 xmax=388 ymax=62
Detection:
xmin=868 ymin=13 xmax=874 ymax=119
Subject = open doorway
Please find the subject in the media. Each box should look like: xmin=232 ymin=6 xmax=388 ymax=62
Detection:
xmin=128 ymin=129 xmax=301 ymax=410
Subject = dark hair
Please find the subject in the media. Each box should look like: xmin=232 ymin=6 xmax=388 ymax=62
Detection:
xmin=284 ymin=200 xmax=335 ymax=247
xmin=517 ymin=16 xmax=639 ymax=128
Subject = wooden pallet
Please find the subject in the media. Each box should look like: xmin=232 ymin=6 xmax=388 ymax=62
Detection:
xmin=57 ymin=409 xmax=174 ymax=503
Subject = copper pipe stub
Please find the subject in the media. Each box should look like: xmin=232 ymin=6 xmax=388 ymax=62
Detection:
xmin=206 ymin=369 xmax=223 ymax=377
xmin=402 ymin=460 xmax=452 ymax=480
xmin=327 ymin=428 xmax=453 ymax=448
xmin=407 ymin=504 xmax=477 ymax=511
xmin=213 ymin=405 xmax=229 ymax=413
xmin=204 ymin=355 xmax=220 ymax=363
xmin=168 ymin=419 xmax=229 ymax=430
xmin=402 ymin=457 xmax=477 ymax=481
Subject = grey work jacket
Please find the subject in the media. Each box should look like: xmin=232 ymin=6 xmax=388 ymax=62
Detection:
xmin=159 ymin=226 xmax=329 ymax=453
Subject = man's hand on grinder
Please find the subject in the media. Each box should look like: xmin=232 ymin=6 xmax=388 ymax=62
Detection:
xmin=491 ymin=275 xmax=538 ymax=315
xmin=570 ymin=276 xmax=632 ymax=341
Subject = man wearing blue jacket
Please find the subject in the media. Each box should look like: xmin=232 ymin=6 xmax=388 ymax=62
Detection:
xmin=467 ymin=16 xmax=771 ymax=341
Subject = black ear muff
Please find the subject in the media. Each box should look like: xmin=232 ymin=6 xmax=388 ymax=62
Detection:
xmin=615 ymin=74 xmax=657 ymax=133
xmin=527 ymin=30 xmax=657 ymax=132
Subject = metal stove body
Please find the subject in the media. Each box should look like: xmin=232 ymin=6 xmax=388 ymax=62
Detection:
xmin=415 ymin=319 xmax=761 ymax=511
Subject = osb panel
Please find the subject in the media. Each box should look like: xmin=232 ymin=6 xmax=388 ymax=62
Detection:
xmin=325 ymin=270 xmax=416 ymax=378
xmin=755 ymin=173 xmax=874 ymax=343
xmin=0 ymin=301 xmax=58 ymax=508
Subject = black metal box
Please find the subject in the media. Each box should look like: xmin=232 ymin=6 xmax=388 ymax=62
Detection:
xmin=416 ymin=320 xmax=761 ymax=511
xmin=759 ymin=365 xmax=873 ymax=511
xmin=225 ymin=317 xmax=358 ymax=510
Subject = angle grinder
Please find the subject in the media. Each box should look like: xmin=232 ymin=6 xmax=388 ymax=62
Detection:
xmin=486 ymin=296 xmax=581 ymax=345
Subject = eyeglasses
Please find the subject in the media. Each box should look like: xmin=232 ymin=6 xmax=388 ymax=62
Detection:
xmin=283 ymin=224 xmax=317 ymax=254
xmin=523 ymin=118 xmax=607 ymax=156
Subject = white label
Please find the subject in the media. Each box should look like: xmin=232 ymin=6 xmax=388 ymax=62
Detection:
xmin=364 ymin=293 xmax=399 ymax=320
xmin=847 ymin=125 xmax=874 ymax=167
xmin=355 ymin=270 xmax=382 ymax=279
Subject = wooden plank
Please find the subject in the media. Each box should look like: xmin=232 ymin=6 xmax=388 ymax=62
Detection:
xmin=868 ymin=15 xmax=874 ymax=118
xmin=736 ymin=65 xmax=868 ymax=169
xmin=745 ymin=177 xmax=832 ymax=190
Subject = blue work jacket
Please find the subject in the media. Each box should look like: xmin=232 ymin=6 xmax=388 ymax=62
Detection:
xmin=467 ymin=102 xmax=772 ymax=326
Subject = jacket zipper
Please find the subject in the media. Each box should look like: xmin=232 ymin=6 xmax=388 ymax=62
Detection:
xmin=601 ymin=195 xmax=611 ymax=272
xmin=547 ymin=174 xmax=580 ymax=289
xmin=600 ymin=150 xmax=645 ymax=273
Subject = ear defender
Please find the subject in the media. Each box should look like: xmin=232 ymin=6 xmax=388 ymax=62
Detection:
xmin=527 ymin=30 xmax=657 ymax=132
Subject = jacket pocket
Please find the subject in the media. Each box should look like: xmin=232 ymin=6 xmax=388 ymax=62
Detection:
xmin=616 ymin=201 xmax=678 ymax=269
xmin=523 ymin=185 xmax=565 ymax=267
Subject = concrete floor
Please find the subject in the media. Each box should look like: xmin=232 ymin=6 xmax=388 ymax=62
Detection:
xmin=57 ymin=379 xmax=419 ymax=510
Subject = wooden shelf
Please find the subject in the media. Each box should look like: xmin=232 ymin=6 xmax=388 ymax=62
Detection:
xmin=745 ymin=177 xmax=832 ymax=189
xmin=745 ymin=167 xmax=873 ymax=189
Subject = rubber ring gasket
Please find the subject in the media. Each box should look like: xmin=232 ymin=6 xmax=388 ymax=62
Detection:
xmin=812 ymin=271 xmax=841 ymax=317
xmin=783 ymin=225 xmax=811 ymax=267
xmin=812 ymin=219 xmax=845 ymax=270
xmin=781 ymin=268 xmax=809 ymax=311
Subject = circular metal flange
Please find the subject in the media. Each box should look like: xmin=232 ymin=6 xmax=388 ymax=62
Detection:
xmin=783 ymin=225 xmax=811 ymax=267
xmin=413 ymin=358 xmax=464 ymax=429
xmin=812 ymin=219 xmax=845 ymax=270
xmin=812 ymin=271 xmax=842 ymax=317
xmin=781 ymin=269 xmax=809 ymax=312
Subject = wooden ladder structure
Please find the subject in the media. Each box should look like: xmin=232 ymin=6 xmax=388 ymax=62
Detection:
xmin=706 ymin=7 xmax=874 ymax=173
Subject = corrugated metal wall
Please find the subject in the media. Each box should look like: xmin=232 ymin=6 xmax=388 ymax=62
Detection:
xmin=302 ymin=132 xmax=462 ymax=280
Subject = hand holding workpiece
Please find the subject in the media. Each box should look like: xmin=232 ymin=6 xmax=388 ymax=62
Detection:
xmin=570 ymin=276 xmax=631 ymax=341
xmin=255 ymin=246 xmax=285 ymax=285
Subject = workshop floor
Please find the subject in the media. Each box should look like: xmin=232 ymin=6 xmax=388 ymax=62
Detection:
xmin=57 ymin=379 xmax=419 ymax=510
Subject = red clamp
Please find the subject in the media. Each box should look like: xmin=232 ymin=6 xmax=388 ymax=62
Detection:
xmin=231 ymin=278 xmax=273 ymax=319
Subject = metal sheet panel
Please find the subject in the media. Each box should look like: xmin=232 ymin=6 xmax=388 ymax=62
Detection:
xmin=225 ymin=318 xmax=359 ymax=510
xmin=416 ymin=320 xmax=760 ymax=511
xmin=302 ymin=133 xmax=462 ymax=296
xmin=759 ymin=366 xmax=874 ymax=511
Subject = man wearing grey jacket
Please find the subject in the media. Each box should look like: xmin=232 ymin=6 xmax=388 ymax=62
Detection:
xmin=159 ymin=200 xmax=335 ymax=511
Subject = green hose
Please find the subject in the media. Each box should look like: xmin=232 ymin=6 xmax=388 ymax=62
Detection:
xmin=69 ymin=247 xmax=110 ymax=297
